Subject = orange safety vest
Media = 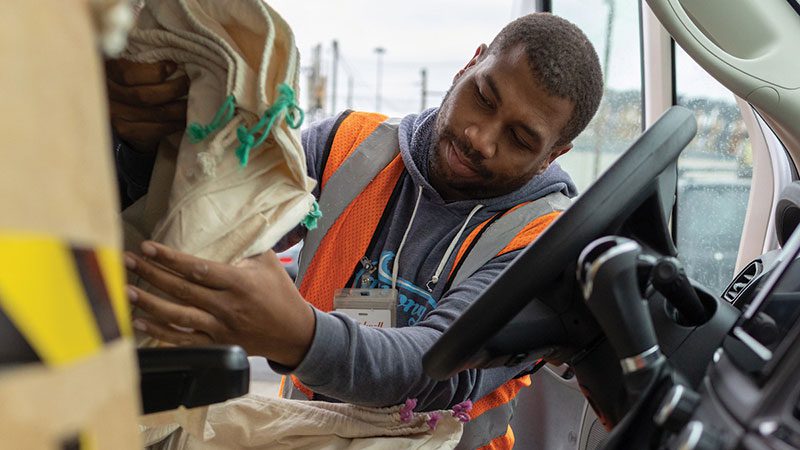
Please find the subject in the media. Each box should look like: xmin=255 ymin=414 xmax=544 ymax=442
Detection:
xmin=284 ymin=111 xmax=567 ymax=449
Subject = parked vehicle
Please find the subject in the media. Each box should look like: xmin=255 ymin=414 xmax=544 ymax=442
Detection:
xmin=277 ymin=242 xmax=303 ymax=280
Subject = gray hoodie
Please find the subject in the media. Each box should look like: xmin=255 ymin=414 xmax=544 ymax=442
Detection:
xmin=273 ymin=108 xmax=577 ymax=411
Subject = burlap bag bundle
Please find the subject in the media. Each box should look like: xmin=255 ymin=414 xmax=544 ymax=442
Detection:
xmin=121 ymin=0 xmax=317 ymax=264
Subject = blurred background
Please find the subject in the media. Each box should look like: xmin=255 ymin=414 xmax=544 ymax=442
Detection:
xmin=270 ymin=0 xmax=753 ymax=294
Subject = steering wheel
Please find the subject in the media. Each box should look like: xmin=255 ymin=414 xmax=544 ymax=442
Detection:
xmin=423 ymin=106 xmax=697 ymax=425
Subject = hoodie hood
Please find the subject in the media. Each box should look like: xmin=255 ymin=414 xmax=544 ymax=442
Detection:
xmin=397 ymin=107 xmax=577 ymax=213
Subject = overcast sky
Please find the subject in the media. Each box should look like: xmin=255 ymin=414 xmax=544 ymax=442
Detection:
xmin=266 ymin=0 xmax=732 ymax=120
xmin=268 ymin=0 xmax=520 ymax=118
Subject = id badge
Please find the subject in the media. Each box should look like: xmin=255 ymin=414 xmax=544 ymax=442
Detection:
xmin=333 ymin=288 xmax=397 ymax=328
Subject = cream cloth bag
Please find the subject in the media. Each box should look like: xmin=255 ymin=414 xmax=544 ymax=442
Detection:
xmin=145 ymin=396 xmax=464 ymax=450
xmin=121 ymin=2 xmax=464 ymax=449
xmin=121 ymin=0 xmax=317 ymax=266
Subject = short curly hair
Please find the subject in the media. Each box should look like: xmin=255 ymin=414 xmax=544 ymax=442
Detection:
xmin=487 ymin=13 xmax=603 ymax=146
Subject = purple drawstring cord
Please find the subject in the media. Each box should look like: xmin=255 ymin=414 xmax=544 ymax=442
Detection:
xmin=427 ymin=411 xmax=443 ymax=430
xmin=400 ymin=397 xmax=471 ymax=428
xmin=400 ymin=398 xmax=418 ymax=423
xmin=451 ymin=399 xmax=473 ymax=423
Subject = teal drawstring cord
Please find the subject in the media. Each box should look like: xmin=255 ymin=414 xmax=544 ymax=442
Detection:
xmin=186 ymin=95 xmax=236 ymax=143
xmin=235 ymin=83 xmax=305 ymax=167
xmin=301 ymin=201 xmax=322 ymax=230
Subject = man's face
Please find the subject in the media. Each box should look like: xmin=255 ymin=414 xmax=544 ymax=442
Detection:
xmin=431 ymin=44 xmax=575 ymax=201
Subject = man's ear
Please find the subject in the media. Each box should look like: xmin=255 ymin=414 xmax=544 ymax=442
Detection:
xmin=550 ymin=143 xmax=573 ymax=162
xmin=453 ymin=44 xmax=488 ymax=83
xmin=536 ymin=143 xmax=573 ymax=174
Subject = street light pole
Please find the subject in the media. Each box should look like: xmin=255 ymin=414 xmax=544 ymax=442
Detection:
xmin=420 ymin=68 xmax=428 ymax=112
xmin=374 ymin=47 xmax=386 ymax=111
xmin=331 ymin=40 xmax=339 ymax=116
xmin=347 ymin=75 xmax=354 ymax=109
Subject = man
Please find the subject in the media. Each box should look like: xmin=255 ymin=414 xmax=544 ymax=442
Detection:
xmin=116 ymin=13 xmax=603 ymax=449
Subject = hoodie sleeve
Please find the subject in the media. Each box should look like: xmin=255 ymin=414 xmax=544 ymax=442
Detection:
xmin=271 ymin=249 xmax=534 ymax=412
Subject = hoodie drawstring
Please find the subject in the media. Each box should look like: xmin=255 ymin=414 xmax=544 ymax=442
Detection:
xmin=425 ymin=203 xmax=484 ymax=292
xmin=393 ymin=186 xmax=484 ymax=293
xmin=393 ymin=186 xmax=424 ymax=289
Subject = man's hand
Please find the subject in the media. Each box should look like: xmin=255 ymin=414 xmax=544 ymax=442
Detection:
xmin=125 ymin=241 xmax=316 ymax=368
xmin=106 ymin=59 xmax=189 ymax=154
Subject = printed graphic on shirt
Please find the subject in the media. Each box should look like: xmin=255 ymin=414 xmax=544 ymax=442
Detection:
xmin=353 ymin=251 xmax=437 ymax=326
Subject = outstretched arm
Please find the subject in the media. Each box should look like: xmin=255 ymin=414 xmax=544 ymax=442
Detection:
xmin=126 ymin=240 xmax=529 ymax=411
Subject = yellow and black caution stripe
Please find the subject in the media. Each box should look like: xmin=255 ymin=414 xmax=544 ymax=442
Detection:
xmin=0 ymin=234 xmax=131 ymax=367
xmin=61 ymin=436 xmax=81 ymax=450
xmin=71 ymin=248 xmax=121 ymax=343
xmin=0 ymin=300 xmax=39 ymax=364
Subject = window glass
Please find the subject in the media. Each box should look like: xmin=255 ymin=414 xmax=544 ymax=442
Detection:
xmin=551 ymin=0 xmax=643 ymax=192
xmin=674 ymin=46 xmax=753 ymax=294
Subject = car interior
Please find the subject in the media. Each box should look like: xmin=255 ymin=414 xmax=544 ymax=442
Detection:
xmin=3 ymin=0 xmax=800 ymax=449
xmin=423 ymin=0 xmax=800 ymax=448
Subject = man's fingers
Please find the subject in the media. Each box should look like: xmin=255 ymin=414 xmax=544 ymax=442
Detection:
xmin=106 ymin=59 xmax=177 ymax=86
xmin=237 ymin=250 xmax=284 ymax=273
xmin=133 ymin=317 xmax=213 ymax=347
xmin=107 ymin=76 xmax=189 ymax=107
xmin=111 ymin=119 xmax=185 ymax=152
xmin=111 ymin=118 xmax=185 ymax=139
xmin=109 ymin=99 xmax=188 ymax=123
xmin=128 ymin=286 xmax=219 ymax=335
xmin=126 ymin=252 xmax=226 ymax=316
xmin=138 ymin=241 xmax=239 ymax=290
xmin=110 ymin=99 xmax=187 ymax=153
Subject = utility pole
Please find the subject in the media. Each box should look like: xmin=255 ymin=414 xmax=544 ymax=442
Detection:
xmin=420 ymin=68 xmax=428 ymax=112
xmin=307 ymin=43 xmax=323 ymax=114
xmin=374 ymin=47 xmax=386 ymax=111
xmin=330 ymin=40 xmax=339 ymax=116
xmin=347 ymin=75 xmax=354 ymax=109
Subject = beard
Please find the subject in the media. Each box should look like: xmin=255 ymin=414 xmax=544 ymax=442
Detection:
xmin=430 ymin=89 xmax=535 ymax=200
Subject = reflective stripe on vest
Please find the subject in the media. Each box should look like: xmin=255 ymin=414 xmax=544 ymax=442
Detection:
xmin=452 ymin=200 xmax=565 ymax=449
xmin=283 ymin=111 xmax=402 ymax=399
xmin=285 ymin=111 xmax=571 ymax=449
xmin=462 ymin=374 xmax=532 ymax=449
xmin=456 ymin=399 xmax=520 ymax=450
xmin=449 ymin=191 xmax=571 ymax=288
xmin=295 ymin=115 xmax=401 ymax=288
xmin=297 ymin=112 xmax=404 ymax=313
